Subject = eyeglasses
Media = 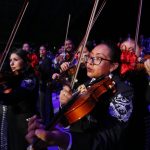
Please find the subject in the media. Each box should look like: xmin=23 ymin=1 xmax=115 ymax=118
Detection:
xmin=85 ymin=56 xmax=112 ymax=65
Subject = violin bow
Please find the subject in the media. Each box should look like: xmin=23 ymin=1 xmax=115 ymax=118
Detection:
xmin=91 ymin=0 xmax=107 ymax=30
xmin=70 ymin=0 xmax=108 ymax=89
xmin=0 ymin=0 xmax=29 ymax=71
xmin=135 ymin=0 xmax=143 ymax=57
xmin=74 ymin=0 xmax=107 ymax=54
xmin=63 ymin=14 xmax=71 ymax=60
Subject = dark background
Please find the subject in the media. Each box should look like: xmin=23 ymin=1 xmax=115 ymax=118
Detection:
xmin=0 ymin=0 xmax=149 ymax=52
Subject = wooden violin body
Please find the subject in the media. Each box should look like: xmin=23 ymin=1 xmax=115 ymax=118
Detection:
xmin=120 ymin=50 xmax=150 ymax=74
xmin=64 ymin=77 xmax=116 ymax=124
xmin=136 ymin=55 xmax=150 ymax=70
xmin=0 ymin=72 xmax=14 ymax=94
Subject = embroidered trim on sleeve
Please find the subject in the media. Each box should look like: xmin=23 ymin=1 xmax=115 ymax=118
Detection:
xmin=20 ymin=78 xmax=36 ymax=90
xmin=109 ymin=94 xmax=133 ymax=122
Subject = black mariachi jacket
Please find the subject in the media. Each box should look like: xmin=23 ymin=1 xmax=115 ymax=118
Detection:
xmin=0 ymin=73 xmax=39 ymax=150
xmin=69 ymin=74 xmax=134 ymax=150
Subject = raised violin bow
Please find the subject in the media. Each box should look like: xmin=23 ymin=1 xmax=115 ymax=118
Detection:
xmin=135 ymin=0 xmax=143 ymax=57
xmin=0 ymin=0 xmax=29 ymax=71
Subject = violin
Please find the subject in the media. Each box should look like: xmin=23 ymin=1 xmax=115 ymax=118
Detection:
xmin=55 ymin=44 xmax=89 ymax=82
xmin=52 ymin=77 xmax=116 ymax=126
xmin=135 ymin=54 xmax=150 ymax=70
xmin=64 ymin=76 xmax=116 ymax=124
xmin=0 ymin=0 xmax=29 ymax=94
xmin=143 ymin=54 xmax=150 ymax=60
xmin=0 ymin=69 xmax=24 ymax=94
xmin=120 ymin=50 xmax=150 ymax=75
xmin=0 ymin=72 xmax=14 ymax=94
xmin=31 ymin=76 xmax=116 ymax=150
xmin=53 ymin=53 xmax=86 ymax=86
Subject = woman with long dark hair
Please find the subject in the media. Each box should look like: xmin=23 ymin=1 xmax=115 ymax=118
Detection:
xmin=0 ymin=48 xmax=39 ymax=150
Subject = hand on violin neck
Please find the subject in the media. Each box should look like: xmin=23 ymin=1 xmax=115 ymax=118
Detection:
xmin=60 ymin=62 xmax=70 ymax=72
xmin=52 ymin=73 xmax=60 ymax=80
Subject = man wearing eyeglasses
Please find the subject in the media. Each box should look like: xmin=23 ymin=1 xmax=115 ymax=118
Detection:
xmin=26 ymin=41 xmax=134 ymax=150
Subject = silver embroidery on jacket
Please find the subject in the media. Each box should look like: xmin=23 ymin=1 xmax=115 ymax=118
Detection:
xmin=21 ymin=79 xmax=36 ymax=90
xmin=0 ymin=105 xmax=8 ymax=150
xmin=109 ymin=94 xmax=133 ymax=122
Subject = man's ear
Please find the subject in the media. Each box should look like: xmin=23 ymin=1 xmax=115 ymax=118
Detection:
xmin=110 ymin=62 xmax=119 ymax=72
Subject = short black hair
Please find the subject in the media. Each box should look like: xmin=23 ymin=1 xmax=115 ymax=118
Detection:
xmin=100 ymin=40 xmax=121 ymax=74
xmin=86 ymin=40 xmax=96 ymax=52
xmin=100 ymin=40 xmax=121 ymax=63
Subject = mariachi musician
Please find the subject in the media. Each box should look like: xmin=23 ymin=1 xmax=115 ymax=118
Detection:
xmin=119 ymin=36 xmax=150 ymax=149
xmin=53 ymin=38 xmax=75 ymax=73
xmin=0 ymin=49 xmax=39 ymax=150
xmin=52 ymin=41 xmax=94 ymax=89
